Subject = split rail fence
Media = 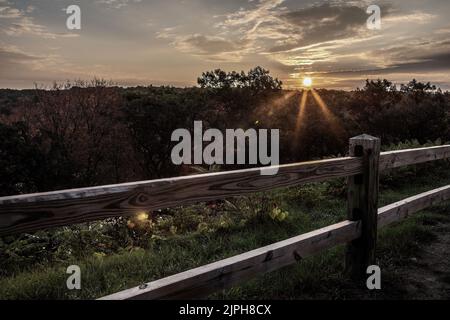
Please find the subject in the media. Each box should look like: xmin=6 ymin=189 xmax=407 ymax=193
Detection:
xmin=0 ymin=134 xmax=449 ymax=299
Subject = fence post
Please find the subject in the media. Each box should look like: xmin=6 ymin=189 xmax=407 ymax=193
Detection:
xmin=345 ymin=134 xmax=380 ymax=279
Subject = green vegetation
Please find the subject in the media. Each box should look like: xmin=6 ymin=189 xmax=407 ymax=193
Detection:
xmin=1 ymin=160 xmax=449 ymax=300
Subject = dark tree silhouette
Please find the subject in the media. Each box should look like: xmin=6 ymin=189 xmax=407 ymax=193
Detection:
xmin=197 ymin=66 xmax=282 ymax=91
xmin=401 ymin=79 xmax=437 ymax=93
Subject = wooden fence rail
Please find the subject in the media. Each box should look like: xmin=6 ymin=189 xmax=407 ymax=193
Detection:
xmin=100 ymin=220 xmax=362 ymax=300
xmin=1 ymin=144 xmax=449 ymax=236
xmin=0 ymin=135 xmax=449 ymax=300
xmin=0 ymin=157 xmax=363 ymax=236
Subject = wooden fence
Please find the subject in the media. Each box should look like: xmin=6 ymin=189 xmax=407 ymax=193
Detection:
xmin=0 ymin=134 xmax=449 ymax=299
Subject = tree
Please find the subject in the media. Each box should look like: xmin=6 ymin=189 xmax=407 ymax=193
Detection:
xmin=197 ymin=69 xmax=232 ymax=89
xmin=197 ymin=66 xmax=282 ymax=91
xmin=12 ymin=79 xmax=130 ymax=189
xmin=124 ymin=87 xmax=213 ymax=179
xmin=246 ymin=66 xmax=283 ymax=91
xmin=360 ymin=79 xmax=397 ymax=94
xmin=0 ymin=122 xmax=44 ymax=196
xmin=400 ymin=79 xmax=436 ymax=93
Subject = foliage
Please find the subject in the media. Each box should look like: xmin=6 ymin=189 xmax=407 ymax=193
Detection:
xmin=198 ymin=66 xmax=282 ymax=92
xmin=1 ymin=74 xmax=448 ymax=190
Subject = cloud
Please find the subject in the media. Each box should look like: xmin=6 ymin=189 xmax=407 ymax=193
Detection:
xmin=382 ymin=10 xmax=436 ymax=25
xmin=155 ymin=27 xmax=178 ymax=39
xmin=254 ymin=2 xmax=446 ymax=88
xmin=311 ymin=50 xmax=450 ymax=81
xmin=0 ymin=4 xmax=79 ymax=39
xmin=157 ymin=0 xmax=287 ymax=62
xmin=153 ymin=0 xmax=448 ymax=87
xmin=156 ymin=25 xmax=252 ymax=62
xmin=0 ymin=44 xmax=51 ymax=81
xmin=96 ymin=0 xmax=142 ymax=9
xmin=174 ymin=34 xmax=252 ymax=62
xmin=215 ymin=1 xmax=381 ymax=52
xmin=217 ymin=0 xmax=285 ymax=30
xmin=163 ymin=1 xmax=382 ymax=65
xmin=389 ymin=52 xmax=450 ymax=72
xmin=0 ymin=6 xmax=22 ymax=18
xmin=4 ymin=16 xmax=53 ymax=38
xmin=0 ymin=45 xmax=43 ymax=64
xmin=0 ymin=44 xmax=153 ymax=87
xmin=275 ymin=3 xmax=369 ymax=49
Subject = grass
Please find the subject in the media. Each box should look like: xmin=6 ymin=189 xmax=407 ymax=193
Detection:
xmin=0 ymin=164 xmax=449 ymax=300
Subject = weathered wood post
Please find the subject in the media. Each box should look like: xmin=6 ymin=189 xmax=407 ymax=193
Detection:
xmin=345 ymin=134 xmax=380 ymax=279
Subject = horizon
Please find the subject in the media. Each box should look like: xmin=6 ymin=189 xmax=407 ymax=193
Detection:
xmin=0 ymin=78 xmax=447 ymax=92
xmin=1 ymin=0 xmax=450 ymax=90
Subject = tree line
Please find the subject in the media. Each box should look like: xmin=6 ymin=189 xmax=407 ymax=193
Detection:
xmin=0 ymin=68 xmax=449 ymax=196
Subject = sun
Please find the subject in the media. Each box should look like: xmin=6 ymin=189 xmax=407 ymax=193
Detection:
xmin=302 ymin=77 xmax=313 ymax=88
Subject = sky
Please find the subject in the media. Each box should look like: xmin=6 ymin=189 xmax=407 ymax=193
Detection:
xmin=1 ymin=0 xmax=450 ymax=90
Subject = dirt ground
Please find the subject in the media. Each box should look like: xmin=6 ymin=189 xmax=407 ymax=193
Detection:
xmin=323 ymin=214 xmax=450 ymax=300
xmin=351 ymin=217 xmax=450 ymax=300
xmin=387 ymin=220 xmax=450 ymax=299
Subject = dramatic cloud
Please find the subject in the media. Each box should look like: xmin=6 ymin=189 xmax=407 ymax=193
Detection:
xmin=174 ymin=34 xmax=253 ymax=62
xmin=0 ymin=0 xmax=449 ymax=89
xmin=275 ymin=4 xmax=369 ymax=49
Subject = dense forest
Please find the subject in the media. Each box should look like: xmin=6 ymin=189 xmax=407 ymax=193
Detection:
xmin=1 ymin=68 xmax=448 ymax=197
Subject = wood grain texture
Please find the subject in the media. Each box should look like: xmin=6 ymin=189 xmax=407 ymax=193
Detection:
xmin=378 ymin=185 xmax=450 ymax=228
xmin=0 ymin=157 xmax=362 ymax=236
xmin=0 ymin=144 xmax=449 ymax=236
xmin=345 ymin=135 xmax=380 ymax=279
xmin=379 ymin=145 xmax=450 ymax=170
xmin=98 ymin=220 xmax=362 ymax=300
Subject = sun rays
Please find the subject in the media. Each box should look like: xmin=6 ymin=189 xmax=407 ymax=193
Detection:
xmin=310 ymin=89 xmax=344 ymax=136
xmin=294 ymin=89 xmax=308 ymax=137
xmin=262 ymin=78 xmax=344 ymax=148
xmin=265 ymin=90 xmax=297 ymax=117
xmin=293 ymin=86 xmax=344 ymax=145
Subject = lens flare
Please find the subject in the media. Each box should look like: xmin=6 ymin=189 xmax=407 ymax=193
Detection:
xmin=136 ymin=212 xmax=149 ymax=221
